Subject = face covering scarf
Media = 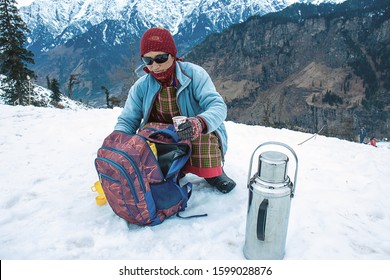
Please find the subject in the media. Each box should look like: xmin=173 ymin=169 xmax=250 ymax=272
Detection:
xmin=143 ymin=59 xmax=176 ymax=87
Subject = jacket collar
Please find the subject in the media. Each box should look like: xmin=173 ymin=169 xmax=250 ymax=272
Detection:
xmin=175 ymin=61 xmax=191 ymax=93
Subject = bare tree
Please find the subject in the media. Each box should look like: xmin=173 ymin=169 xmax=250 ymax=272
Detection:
xmin=262 ymin=97 xmax=272 ymax=126
xmin=101 ymin=85 xmax=111 ymax=108
xmin=68 ymin=74 xmax=80 ymax=98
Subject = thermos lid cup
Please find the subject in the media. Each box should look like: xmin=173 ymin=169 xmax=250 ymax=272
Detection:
xmin=258 ymin=151 xmax=289 ymax=183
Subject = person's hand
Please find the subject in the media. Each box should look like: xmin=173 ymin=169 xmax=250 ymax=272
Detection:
xmin=177 ymin=117 xmax=204 ymax=141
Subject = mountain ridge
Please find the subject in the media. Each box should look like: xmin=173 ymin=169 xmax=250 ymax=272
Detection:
xmin=185 ymin=0 xmax=390 ymax=140
xmin=19 ymin=0 xmax=345 ymax=105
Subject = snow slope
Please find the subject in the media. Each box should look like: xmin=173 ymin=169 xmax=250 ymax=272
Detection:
xmin=1 ymin=104 xmax=389 ymax=261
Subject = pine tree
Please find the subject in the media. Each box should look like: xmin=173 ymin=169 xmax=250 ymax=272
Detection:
xmin=49 ymin=78 xmax=61 ymax=103
xmin=0 ymin=0 xmax=36 ymax=105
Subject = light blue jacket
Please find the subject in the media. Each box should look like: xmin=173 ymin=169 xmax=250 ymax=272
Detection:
xmin=114 ymin=61 xmax=228 ymax=156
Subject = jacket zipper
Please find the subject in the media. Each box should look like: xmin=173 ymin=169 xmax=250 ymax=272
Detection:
xmin=141 ymin=85 xmax=161 ymax=130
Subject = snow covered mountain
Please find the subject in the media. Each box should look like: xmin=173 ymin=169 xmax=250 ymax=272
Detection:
xmin=20 ymin=0 xmax=345 ymax=53
xmin=18 ymin=0 xmax=346 ymax=105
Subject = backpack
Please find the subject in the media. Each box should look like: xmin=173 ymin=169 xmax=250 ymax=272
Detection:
xmin=94 ymin=124 xmax=193 ymax=226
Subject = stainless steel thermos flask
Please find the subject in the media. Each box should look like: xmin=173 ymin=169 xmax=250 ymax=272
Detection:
xmin=243 ymin=141 xmax=298 ymax=260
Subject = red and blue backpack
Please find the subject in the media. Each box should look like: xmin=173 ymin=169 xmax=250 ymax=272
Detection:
xmin=95 ymin=124 xmax=195 ymax=226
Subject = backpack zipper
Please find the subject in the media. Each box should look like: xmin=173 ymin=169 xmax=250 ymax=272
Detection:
xmin=100 ymin=146 xmax=147 ymax=193
xmin=95 ymin=157 xmax=140 ymax=204
xmin=96 ymin=159 xmax=150 ymax=225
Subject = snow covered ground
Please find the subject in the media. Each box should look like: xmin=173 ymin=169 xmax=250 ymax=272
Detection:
xmin=1 ymin=104 xmax=390 ymax=278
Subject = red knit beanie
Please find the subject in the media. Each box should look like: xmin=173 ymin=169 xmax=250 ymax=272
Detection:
xmin=140 ymin=27 xmax=177 ymax=57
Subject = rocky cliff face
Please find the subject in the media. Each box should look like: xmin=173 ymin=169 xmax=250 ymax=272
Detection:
xmin=186 ymin=0 xmax=390 ymax=140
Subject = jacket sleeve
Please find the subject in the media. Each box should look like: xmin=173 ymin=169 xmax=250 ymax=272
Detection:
xmin=192 ymin=65 xmax=227 ymax=133
xmin=114 ymin=80 xmax=144 ymax=134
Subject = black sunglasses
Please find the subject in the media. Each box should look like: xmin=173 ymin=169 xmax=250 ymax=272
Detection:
xmin=141 ymin=53 xmax=170 ymax=66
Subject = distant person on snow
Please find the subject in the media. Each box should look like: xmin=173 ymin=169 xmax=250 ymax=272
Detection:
xmin=359 ymin=126 xmax=366 ymax=143
xmin=114 ymin=27 xmax=236 ymax=193
xmin=369 ymin=137 xmax=377 ymax=147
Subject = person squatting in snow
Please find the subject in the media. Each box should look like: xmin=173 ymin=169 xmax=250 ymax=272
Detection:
xmin=114 ymin=27 xmax=236 ymax=193
xmin=369 ymin=137 xmax=377 ymax=147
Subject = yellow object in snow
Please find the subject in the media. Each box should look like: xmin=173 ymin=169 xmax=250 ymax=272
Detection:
xmin=147 ymin=140 xmax=158 ymax=159
xmin=91 ymin=180 xmax=107 ymax=206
